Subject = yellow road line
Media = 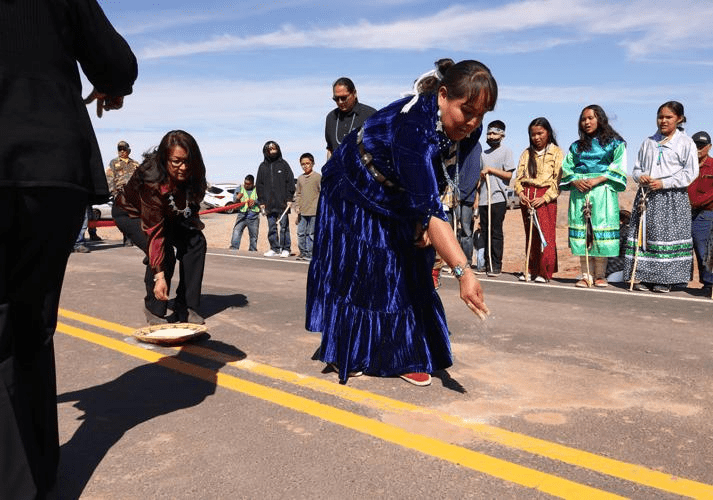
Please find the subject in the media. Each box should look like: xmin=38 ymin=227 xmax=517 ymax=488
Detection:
xmin=56 ymin=321 xmax=622 ymax=499
xmin=58 ymin=309 xmax=713 ymax=499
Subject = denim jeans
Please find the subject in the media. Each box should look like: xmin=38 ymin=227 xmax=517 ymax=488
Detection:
xmin=297 ymin=215 xmax=316 ymax=257
xmin=267 ymin=210 xmax=290 ymax=252
xmin=230 ymin=212 xmax=259 ymax=251
xmin=74 ymin=206 xmax=89 ymax=246
xmin=457 ymin=202 xmax=474 ymax=265
xmin=480 ymin=201 xmax=507 ymax=273
xmin=692 ymin=209 xmax=713 ymax=285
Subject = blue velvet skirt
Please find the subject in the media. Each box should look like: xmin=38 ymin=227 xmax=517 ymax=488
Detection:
xmin=305 ymin=175 xmax=453 ymax=382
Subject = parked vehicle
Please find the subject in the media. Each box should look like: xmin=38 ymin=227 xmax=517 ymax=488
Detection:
xmin=505 ymin=187 xmax=521 ymax=210
xmin=203 ymin=183 xmax=240 ymax=213
xmin=92 ymin=201 xmax=113 ymax=220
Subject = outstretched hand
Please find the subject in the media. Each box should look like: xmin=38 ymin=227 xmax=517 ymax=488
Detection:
xmin=83 ymin=88 xmax=124 ymax=117
xmin=459 ymin=271 xmax=489 ymax=320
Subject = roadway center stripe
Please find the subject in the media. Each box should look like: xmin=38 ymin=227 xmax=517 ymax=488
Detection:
xmin=58 ymin=308 xmax=713 ymax=499
xmin=56 ymin=321 xmax=623 ymax=499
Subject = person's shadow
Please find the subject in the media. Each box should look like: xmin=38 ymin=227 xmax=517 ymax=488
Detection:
xmin=55 ymin=339 xmax=245 ymax=499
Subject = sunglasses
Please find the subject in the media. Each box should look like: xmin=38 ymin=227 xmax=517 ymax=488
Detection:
xmin=118 ymin=147 xmax=129 ymax=152
xmin=332 ymin=94 xmax=352 ymax=103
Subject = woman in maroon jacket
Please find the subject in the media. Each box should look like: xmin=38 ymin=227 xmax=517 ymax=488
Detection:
xmin=114 ymin=130 xmax=208 ymax=325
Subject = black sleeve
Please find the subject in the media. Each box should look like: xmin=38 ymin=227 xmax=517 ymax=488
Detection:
xmin=70 ymin=0 xmax=138 ymax=96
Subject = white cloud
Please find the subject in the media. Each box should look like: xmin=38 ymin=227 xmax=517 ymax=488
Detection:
xmin=138 ymin=0 xmax=713 ymax=60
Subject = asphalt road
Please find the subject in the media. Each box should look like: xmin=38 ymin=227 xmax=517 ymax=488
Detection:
xmin=54 ymin=239 xmax=713 ymax=499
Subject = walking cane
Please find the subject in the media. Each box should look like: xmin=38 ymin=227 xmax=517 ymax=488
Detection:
xmin=276 ymin=203 xmax=291 ymax=238
xmin=629 ymin=188 xmax=648 ymax=291
xmin=583 ymin=193 xmax=593 ymax=287
xmin=524 ymin=189 xmax=534 ymax=282
xmin=486 ymin=174 xmax=493 ymax=274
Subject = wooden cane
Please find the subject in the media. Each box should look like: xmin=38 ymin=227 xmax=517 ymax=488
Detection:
xmin=486 ymin=174 xmax=493 ymax=274
xmin=629 ymin=198 xmax=644 ymax=291
xmin=584 ymin=193 xmax=592 ymax=287
xmin=524 ymin=190 xmax=534 ymax=282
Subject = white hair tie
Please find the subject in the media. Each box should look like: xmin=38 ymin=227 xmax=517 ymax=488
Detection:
xmin=400 ymin=68 xmax=443 ymax=114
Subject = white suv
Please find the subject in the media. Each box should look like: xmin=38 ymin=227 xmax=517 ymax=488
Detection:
xmin=203 ymin=183 xmax=240 ymax=213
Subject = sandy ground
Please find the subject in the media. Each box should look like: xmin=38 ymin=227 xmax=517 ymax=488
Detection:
xmin=93 ymin=181 xmax=702 ymax=284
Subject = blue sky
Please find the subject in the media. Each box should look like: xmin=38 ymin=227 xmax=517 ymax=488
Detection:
xmin=89 ymin=0 xmax=713 ymax=184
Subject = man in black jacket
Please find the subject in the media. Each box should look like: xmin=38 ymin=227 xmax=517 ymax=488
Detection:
xmin=256 ymin=141 xmax=295 ymax=257
xmin=0 ymin=1 xmax=137 ymax=498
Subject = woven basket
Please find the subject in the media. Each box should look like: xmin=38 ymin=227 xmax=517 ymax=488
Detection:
xmin=133 ymin=323 xmax=208 ymax=346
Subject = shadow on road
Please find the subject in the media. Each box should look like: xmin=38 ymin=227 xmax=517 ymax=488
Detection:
xmin=55 ymin=339 xmax=246 ymax=499
xmin=198 ymin=293 xmax=248 ymax=318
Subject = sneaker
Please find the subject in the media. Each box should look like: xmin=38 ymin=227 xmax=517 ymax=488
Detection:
xmin=594 ymin=278 xmax=608 ymax=288
xmin=144 ymin=307 xmax=167 ymax=325
xmin=473 ymin=267 xmax=487 ymax=275
xmin=280 ymin=250 xmax=290 ymax=258
xmin=652 ymin=284 xmax=670 ymax=293
xmin=632 ymin=282 xmax=649 ymax=292
xmin=534 ymin=276 xmax=548 ymax=283
xmin=72 ymin=245 xmax=90 ymax=253
xmin=186 ymin=309 xmax=205 ymax=325
xmin=295 ymin=254 xmax=305 ymax=261
xmin=264 ymin=249 xmax=277 ymax=257
xmin=486 ymin=270 xmax=501 ymax=277
xmin=518 ymin=273 xmax=530 ymax=281
xmin=89 ymin=233 xmax=102 ymax=242
xmin=400 ymin=372 xmax=432 ymax=386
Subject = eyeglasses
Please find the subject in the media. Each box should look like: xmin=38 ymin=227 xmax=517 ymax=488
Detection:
xmin=168 ymin=157 xmax=187 ymax=167
xmin=332 ymin=94 xmax=352 ymax=103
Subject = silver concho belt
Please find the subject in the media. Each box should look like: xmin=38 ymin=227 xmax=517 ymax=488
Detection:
xmin=356 ymin=128 xmax=403 ymax=191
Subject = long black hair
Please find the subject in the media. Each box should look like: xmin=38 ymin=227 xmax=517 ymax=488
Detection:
xmin=138 ymin=130 xmax=207 ymax=204
xmin=576 ymin=104 xmax=624 ymax=153
xmin=418 ymin=58 xmax=498 ymax=113
xmin=527 ymin=117 xmax=557 ymax=178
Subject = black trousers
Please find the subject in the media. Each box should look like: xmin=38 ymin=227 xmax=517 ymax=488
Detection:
xmin=113 ymin=205 xmax=206 ymax=316
xmin=0 ymin=187 xmax=87 ymax=499
xmin=480 ymin=201 xmax=507 ymax=273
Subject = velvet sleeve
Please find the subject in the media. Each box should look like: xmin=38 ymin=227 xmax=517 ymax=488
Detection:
xmin=138 ymin=184 xmax=167 ymax=274
xmin=390 ymin=121 xmax=448 ymax=227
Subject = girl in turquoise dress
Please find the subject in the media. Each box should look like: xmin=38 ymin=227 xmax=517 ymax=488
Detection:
xmin=560 ymin=105 xmax=627 ymax=287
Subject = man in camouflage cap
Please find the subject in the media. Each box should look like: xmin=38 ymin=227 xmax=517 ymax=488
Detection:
xmin=106 ymin=140 xmax=139 ymax=245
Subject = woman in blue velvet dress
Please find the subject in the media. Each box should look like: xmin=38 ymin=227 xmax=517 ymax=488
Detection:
xmin=306 ymin=59 xmax=495 ymax=386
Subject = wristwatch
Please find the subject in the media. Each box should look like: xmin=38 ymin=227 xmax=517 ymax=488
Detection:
xmin=453 ymin=264 xmax=468 ymax=281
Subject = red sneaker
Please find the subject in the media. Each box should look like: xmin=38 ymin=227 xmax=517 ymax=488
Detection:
xmin=400 ymin=372 xmax=432 ymax=386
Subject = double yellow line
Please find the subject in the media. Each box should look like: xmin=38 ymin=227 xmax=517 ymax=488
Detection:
xmin=57 ymin=309 xmax=713 ymax=499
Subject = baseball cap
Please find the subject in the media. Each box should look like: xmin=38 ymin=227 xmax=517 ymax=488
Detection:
xmin=691 ymin=131 xmax=711 ymax=147
xmin=117 ymin=140 xmax=130 ymax=150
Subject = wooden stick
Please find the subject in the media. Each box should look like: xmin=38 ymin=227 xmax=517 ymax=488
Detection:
xmin=584 ymin=193 xmax=592 ymax=287
xmin=486 ymin=174 xmax=493 ymax=274
xmin=524 ymin=199 xmax=534 ymax=282
xmin=629 ymin=203 xmax=644 ymax=291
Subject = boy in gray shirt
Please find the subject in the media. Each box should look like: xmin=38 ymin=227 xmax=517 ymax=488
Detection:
xmin=479 ymin=120 xmax=515 ymax=276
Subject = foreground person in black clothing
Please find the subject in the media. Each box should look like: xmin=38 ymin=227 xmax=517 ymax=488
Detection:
xmin=0 ymin=1 xmax=137 ymax=498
